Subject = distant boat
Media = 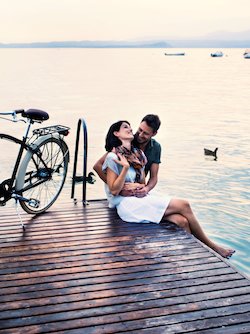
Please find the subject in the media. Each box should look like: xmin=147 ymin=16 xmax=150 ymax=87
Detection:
xmin=210 ymin=51 xmax=223 ymax=57
xmin=243 ymin=50 xmax=250 ymax=59
xmin=164 ymin=52 xmax=185 ymax=56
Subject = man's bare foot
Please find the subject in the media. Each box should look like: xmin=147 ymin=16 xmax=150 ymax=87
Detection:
xmin=212 ymin=244 xmax=235 ymax=258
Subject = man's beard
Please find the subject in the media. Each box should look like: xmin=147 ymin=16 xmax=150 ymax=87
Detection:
xmin=134 ymin=133 xmax=147 ymax=144
xmin=133 ymin=133 xmax=141 ymax=145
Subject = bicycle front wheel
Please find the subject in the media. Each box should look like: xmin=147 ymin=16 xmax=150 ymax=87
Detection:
xmin=16 ymin=136 xmax=69 ymax=214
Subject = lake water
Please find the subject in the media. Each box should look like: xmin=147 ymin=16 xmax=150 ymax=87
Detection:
xmin=0 ymin=48 xmax=249 ymax=277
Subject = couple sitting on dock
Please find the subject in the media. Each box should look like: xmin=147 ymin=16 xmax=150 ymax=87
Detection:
xmin=94 ymin=114 xmax=235 ymax=259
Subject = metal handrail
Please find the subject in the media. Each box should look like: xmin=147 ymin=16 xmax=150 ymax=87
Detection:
xmin=71 ymin=118 xmax=88 ymax=205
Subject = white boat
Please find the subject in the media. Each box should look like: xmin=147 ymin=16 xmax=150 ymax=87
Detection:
xmin=164 ymin=52 xmax=185 ymax=56
xmin=210 ymin=51 xmax=223 ymax=57
xmin=243 ymin=50 xmax=250 ymax=59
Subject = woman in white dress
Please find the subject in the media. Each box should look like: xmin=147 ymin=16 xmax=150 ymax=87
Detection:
xmin=103 ymin=120 xmax=235 ymax=259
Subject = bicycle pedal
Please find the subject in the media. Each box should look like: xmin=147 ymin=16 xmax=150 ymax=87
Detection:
xmin=28 ymin=199 xmax=40 ymax=208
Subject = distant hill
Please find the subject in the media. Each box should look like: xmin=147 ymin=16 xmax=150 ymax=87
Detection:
xmin=0 ymin=40 xmax=170 ymax=48
xmin=0 ymin=30 xmax=250 ymax=48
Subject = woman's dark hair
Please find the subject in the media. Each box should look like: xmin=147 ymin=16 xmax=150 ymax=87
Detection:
xmin=141 ymin=114 xmax=161 ymax=133
xmin=105 ymin=120 xmax=130 ymax=152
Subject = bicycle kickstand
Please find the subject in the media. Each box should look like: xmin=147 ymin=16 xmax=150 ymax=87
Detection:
xmin=14 ymin=198 xmax=25 ymax=231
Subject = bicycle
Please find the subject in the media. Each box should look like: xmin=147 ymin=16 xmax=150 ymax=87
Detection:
xmin=0 ymin=109 xmax=70 ymax=224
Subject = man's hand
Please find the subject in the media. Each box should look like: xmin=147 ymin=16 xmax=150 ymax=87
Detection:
xmin=133 ymin=185 xmax=149 ymax=198
xmin=119 ymin=182 xmax=144 ymax=197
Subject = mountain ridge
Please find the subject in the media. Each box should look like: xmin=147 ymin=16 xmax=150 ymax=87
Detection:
xmin=1 ymin=30 xmax=250 ymax=48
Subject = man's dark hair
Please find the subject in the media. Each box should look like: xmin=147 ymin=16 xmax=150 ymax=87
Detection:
xmin=141 ymin=114 xmax=161 ymax=133
xmin=105 ymin=120 xmax=130 ymax=152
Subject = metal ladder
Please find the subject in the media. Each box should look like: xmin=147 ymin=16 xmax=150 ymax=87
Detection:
xmin=71 ymin=118 xmax=92 ymax=205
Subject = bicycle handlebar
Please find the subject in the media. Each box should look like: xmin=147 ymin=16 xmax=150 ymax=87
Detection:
xmin=0 ymin=109 xmax=24 ymax=116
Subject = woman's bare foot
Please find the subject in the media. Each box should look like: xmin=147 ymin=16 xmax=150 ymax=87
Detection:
xmin=211 ymin=243 xmax=235 ymax=259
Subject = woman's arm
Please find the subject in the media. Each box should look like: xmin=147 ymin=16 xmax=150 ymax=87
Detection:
xmin=119 ymin=163 xmax=146 ymax=197
xmin=106 ymin=153 xmax=130 ymax=196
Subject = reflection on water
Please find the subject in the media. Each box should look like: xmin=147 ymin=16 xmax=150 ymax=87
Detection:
xmin=0 ymin=48 xmax=249 ymax=277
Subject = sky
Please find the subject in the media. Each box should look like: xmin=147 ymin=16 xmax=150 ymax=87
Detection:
xmin=0 ymin=0 xmax=249 ymax=43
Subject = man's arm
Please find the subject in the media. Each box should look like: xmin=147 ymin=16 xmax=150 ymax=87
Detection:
xmin=93 ymin=153 xmax=108 ymax=183
xmin=134 ymin=163 xmax=159 ymax=197
xmin=145 ymin=162 xmax=159 ymax=192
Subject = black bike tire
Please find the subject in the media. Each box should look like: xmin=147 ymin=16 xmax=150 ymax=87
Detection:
xmin=16 ymin=136 xmax=69 ymax=214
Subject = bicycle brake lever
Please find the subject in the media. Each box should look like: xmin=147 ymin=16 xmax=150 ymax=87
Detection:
xmin=13 ymin=118 xmax=27 ymax=123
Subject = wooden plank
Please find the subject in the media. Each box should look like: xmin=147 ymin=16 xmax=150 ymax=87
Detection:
xmin=1 ymin=280 xmax=249 ymax=319
xmin=0 ymin=199 xmax=249 ymax=334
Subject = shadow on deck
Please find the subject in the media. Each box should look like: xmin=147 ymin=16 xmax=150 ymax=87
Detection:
xmin=0 ymin=199 xmax=250 ymax=333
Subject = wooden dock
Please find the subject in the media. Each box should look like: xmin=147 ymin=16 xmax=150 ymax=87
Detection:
xmin=0 ymin=199 xmax=250 ymax=333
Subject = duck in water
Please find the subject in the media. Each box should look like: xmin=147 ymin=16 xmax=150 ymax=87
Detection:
xmin=204 ymin=147 xmax=218 ymax=159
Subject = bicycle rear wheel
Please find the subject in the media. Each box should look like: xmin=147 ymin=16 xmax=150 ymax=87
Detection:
xmin=16 ymin=136 xmax=69 ymax=214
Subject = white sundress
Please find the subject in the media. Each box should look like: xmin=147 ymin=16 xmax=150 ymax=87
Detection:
xmin=102 ymin=152 xmax=171 ymax=224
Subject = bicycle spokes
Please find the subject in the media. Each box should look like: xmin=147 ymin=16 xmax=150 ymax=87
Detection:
xmin=18 ymin=137 xmax=69 ymax=214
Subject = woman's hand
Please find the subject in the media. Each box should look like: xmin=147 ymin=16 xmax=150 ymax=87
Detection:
xmin=114 ymin=153 xmax=130 ymax=169
xmin=119 ymin=182 xmax=145 ymax=197
xmin=106 ymin=153 xmax=129 ymax=196
xmin=123 ymin=182 xmax=145 ymax=190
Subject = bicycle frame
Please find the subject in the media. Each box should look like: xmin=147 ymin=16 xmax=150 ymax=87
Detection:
xmin=0 ymin=111 xmax=67 ymax=207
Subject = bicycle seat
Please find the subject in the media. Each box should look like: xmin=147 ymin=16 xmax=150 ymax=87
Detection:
xmin=22 ymin=109 xmax=49 ymax=121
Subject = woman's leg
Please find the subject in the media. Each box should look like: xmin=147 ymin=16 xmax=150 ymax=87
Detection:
xmin=163 ymin=199 xmax=235 ymax=258
xmin=163 ymin=213 xmax=191 ymax=233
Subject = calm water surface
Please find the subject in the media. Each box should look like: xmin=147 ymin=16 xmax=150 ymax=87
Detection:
xmin=0 ymin=48 xmax=249 ymax=277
